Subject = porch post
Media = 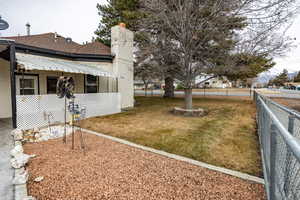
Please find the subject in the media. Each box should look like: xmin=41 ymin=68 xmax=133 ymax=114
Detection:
xmin=9 ymin=43 xmax=17 ymax=128
xmin=116 ymin=78 xmax=118 ymax=93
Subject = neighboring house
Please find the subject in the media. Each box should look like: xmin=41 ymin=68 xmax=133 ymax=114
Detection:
xmin=0 ymin=25 xmax=134 ymax=129
xmin=195 ymin=75 xmax=232 ymax=88
xmin=134 ymin=79 xmax=163 ymax=90
xmin=285 ymin=82 xmax=300 ymax=90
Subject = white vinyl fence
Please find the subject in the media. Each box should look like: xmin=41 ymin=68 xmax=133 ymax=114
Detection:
xmin=16 ymin=93 xmax=121 ymax=130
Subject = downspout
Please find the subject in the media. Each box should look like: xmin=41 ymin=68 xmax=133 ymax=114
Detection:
xmin=9 ymin=43 xmax=17 ymax=128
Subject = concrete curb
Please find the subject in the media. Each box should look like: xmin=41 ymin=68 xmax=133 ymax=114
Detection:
xmin=82 ymin=128 xmax=265 ymax=185
xmin=13 ymin=141 xmax=28 ymax=200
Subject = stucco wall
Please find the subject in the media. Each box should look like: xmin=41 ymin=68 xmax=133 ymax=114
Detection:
xmin=0 ymin=58 xmax=12 ymax=118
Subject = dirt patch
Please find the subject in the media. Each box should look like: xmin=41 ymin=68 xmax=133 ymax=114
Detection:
xmin=24 ymin=134 xmax=265 ymax=200
xmin=271 ymin=98 xmax=300 ymax=112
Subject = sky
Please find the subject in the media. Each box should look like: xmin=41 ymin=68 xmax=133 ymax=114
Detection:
xmin=0 ymin=0 xmax=106 ymax=44
xmin=0 ymin=0 xmax=299 ymax=74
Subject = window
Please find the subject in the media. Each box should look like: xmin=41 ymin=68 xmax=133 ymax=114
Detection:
xmin=85 ymin=75 xmax=98 ymax=93
xmin=16 ymin=75 xmax=38 ymax=95
xmin=47 ymin=77 xmax=58 ymax=94
xmin=20 ymin=79 xmax=35 ymax=95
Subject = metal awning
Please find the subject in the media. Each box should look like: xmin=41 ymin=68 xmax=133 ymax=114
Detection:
xmin=16 ymin=53 xmax=114 ymax=77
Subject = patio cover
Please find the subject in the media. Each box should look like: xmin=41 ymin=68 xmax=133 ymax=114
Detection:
xmin=16 ymin=53 xmax=114 ymax=77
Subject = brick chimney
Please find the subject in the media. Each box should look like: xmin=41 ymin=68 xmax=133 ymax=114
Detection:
xmin=111 ymin=24 xmax=134 ymax=108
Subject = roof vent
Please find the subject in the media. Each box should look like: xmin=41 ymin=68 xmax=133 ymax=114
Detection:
xmin=66 ymin=37 xmax=72 ymax=43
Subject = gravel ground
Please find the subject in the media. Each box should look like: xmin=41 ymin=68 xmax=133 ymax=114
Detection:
xmin=24 ymin=133 xmax=266 ymax=200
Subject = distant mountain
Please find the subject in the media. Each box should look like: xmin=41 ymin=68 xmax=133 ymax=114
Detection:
xmin=256 ymin=72 xmax=276 ymax=83
xmin=256 ymin=71 xmax=299 ymax=84
xmin=288 ymin=72 xmax=298 ymax=80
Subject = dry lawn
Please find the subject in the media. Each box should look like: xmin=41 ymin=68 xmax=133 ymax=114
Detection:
xmin=272 ymin=98 xmax=300 ymax=112
xmin=81 ymin=96 xmax=262 ymax=177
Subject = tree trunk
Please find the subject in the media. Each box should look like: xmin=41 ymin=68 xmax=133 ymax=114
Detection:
xmin=164 ymin=77 xmax=175 ymax=98
xmin=145 ymin=84 xmax=148 ymax=96
xmin=184 ymin=88 xmax=193 ymax=110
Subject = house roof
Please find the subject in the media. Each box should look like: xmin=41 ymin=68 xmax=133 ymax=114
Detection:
xmin=1 ymin=33 xmax=111 ymax=56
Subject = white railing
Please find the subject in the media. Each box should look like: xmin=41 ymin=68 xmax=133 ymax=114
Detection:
xmin=16 ymin=93 xmax=121 ymax=130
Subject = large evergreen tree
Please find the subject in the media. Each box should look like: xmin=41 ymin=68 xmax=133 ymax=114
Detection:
xmin=224 ymin=54 xmax=275 ymax=81
xmin=95 ymin=0 xmax=177 ymax=97
xmin=94 ymin=0 xmax=143 ymax=46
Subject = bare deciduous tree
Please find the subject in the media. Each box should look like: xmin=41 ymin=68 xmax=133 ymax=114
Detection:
xmin=139 ymin=0 xmax=299 ymax=109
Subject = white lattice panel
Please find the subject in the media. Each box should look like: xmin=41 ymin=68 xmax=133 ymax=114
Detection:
xmin=16 ymin=93 xmax=121 ymax=130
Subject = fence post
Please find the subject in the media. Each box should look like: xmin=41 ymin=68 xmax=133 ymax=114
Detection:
xmin=270 ymin=124 xmax=278 ymax=200
xmin=288 ymin=115 xmax=295 ymax=135
xmin=284 ymin=115 xmax=295 ymax=194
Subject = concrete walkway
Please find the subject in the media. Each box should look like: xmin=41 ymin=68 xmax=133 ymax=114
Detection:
xmin=0 ymin=119 xmax=13 ymax=200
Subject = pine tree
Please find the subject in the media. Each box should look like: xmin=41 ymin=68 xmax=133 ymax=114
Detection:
xmin=94 ymin=0 xmax=143 ymax=46
xmin=294 ymin=71 xmax=300 ymax=82
xmin=271 ymin=69 xmax=289 ymax=86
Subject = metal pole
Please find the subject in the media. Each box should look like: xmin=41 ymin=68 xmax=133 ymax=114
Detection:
xmin=22 ymin=69 xmax=25 ymax=95
xmin=72 ymin=115 xmax=74 ymax=149
xmin=270 ymin=124 xmax=278 ymax=200
xmin=107 ymin=77 xmax=109 ymax=93
xmin=116 ymin=78 xmax=118 ymax=93
xmin=63 ymin=96 xmax=67 ymax=143
xmin=10 ymin=44 xmax=17 ymax=128
xmin=284 ymin=115 xmax=295 ymax=194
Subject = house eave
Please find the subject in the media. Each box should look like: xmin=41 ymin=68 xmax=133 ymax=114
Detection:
xmin=14 ymin=43 xmax=114 ymax=63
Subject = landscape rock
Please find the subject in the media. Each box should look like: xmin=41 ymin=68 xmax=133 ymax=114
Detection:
xmin=11 ymin=129 xmax=23 ymax=141
xmin=29 ymin=154 xmax=36 ymax=158
xmin=34 ymin=176 xmax=44 ymax=182
xmin=33 ymin=127 xmax=39 ymax=132
xmin=21 ymin=125 xmax=73 ymax=143
xmin=10 ymin=144 xmax=24 ymax=157
xmin=22 ymin=197 xmax=36 ymax=200
xmin=11 ymin=153 xmax=31 ymax=168
xmin=12 ymin=168 xmax=29 ymax=185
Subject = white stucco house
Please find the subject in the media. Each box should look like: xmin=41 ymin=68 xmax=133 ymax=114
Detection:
xmin=195 ymin=75 xmax=232 ymax=88
xmin=0 ymin=25 xmax=134 ymax=129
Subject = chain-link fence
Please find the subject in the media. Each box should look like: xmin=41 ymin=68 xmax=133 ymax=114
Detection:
xmin=255 ymin=91 xmax=300 ymax=200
